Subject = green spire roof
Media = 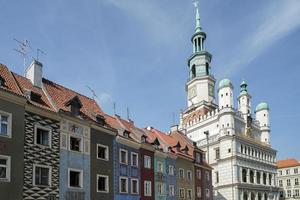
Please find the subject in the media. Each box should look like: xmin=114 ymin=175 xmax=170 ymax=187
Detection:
xmin=256 ymin=102 xmax=269 ymax=112
xmin=218 ymin=78 xmax=232 ymax=89
xmin=194 ymin=1 xmax=202 ymax=33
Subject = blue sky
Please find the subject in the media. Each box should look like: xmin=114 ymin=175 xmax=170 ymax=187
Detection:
xmin=1 ymin=0 xmax=300 ymax=160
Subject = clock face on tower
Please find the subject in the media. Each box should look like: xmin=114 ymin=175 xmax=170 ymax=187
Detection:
xmin=188 ymin=86 xmax=197 ymax=99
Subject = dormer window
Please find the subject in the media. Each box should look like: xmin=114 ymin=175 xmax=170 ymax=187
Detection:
xmin=141 ymin=135 xmax=147 ymax=143
xmin=95 ymin=114 xmax=105 ymax=126
xmin=65 ymin=96 xmax=83 ymax=116
xmin=123 ymin=130 xmax=130 ymax=138
xmin=30 ymin=91 xmax=42 ymax=102
xmin=152 ymin=138 xmax=160 ymax=149
xmin=0 ymin=76 xmax=5 ymax=87
xmin=182 ymin=145 xmax=189 ymax=155
xmin=174 ymin=142 xmax=181 ymax=152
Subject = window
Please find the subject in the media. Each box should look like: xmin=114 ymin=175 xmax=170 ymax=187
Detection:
xmin=279 ymin=191 xmax=284 ymax=198
xmin=0 ymin=112 xmax=11 ymax=137
xmin=295 ymin=168 xmax=299 ymax=174
xmin=263 ymin=173 xmax=267 ymax=185
xmin=295 ymin=178 xmax=299 ymax=186
xmin=196 ymin=152 xmax=201 ymax=163
xmin=119 ymin=149 xmax=128 ymax=164
xmin=0 ymin=156 xmax=10 ymax=182
xmin=179 ymin=188 xmax=185 ymax=198
xmin=97 ymin=175 xmax=109 ymax=193
xmin=279 ymin=170 xmax=282 ymax=176
xmin=34 ymin=165 xmax=51 ymax=186
xmin=197 ymin=169 xmax=201 ymax=179
xmin=169 ymin=185 xmax=175 ymax=196
xmin=69 ymin=169 xmax=83 ymax=188
xmin=144 ymin=155 xmax=151 ymax=169
xmin=179 ymin=168 xmax=184 ymax=179
xmin=144 ymin=181 xmax=151 ymax=196
xmin=216 ymin=171 xmax=219 ymax=183
xmin=197 ymin=187 xmax=201 ymax=197
xmin=119 ymin=177 xmax=128 ymax=193
xmin=97 ymin=144 xmax=109 ymax=160
xmin=35 ymin=126 xmax=51 ymax=147
xmin=242 ymin=169 xmax=247 ymax=183
xmin=157 ymin=161 xmax=163 ymax=173
xmin=131 ymin=179 xmax=139 ymax=194
xmin=187 ymin=170 xmax=192 ymax=181
xmin=206 ymin=171 xmax=210 ymax=181
xmin=286 ymin=169 xmax=290 ymax=175
xmin=287 ymin=190 xmax=291 ymax=197
xmin=158 ymin=183 xmax=164 ymax=195
xmin=287 ymin=179 xmax=291 ymax=186
xmin=70 ymin=136 xmax=82 ymax=152
xmin=279 ymin=180 xmax=282 ymax=187
xmin=250 ymin=170 xmax=254 ymax=183
xmin=168 ymin=165 xmax=174 ymax=176
xmin=215 ymin=148 xmax=220 ymax=160
xmin=187 ymin=189 xmax=192 ymax=199
xmin=295 ymin=189 xmax=299 ymax=197
xmin=131 ymin=153 xmax=138 ymax=167
xmin=206 ymin=189 xmax=210 ymax=197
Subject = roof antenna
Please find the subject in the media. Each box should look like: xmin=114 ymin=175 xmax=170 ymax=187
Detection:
xmin=13 ymin=38 xmax=32 ymax=76
xmin=86 ymin=85 xmax=99 ymax=101
xmin=113 ymin=102 xmax=116 ymax=115
xmin=172 ymin=112 xmax=175 ymax=125
xmin=35 ymin=48 xmax=46 ymax=62
xmin=127 ymin=107 xmax=130 ymax=121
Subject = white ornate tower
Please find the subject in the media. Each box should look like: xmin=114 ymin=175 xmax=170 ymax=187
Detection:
xmin=186 ymin=1 xmax=216 ymax=108
xmin=237 ymin=81 xmax=252 ymax=120
xmin=218 ymin=79 xmax=233 ymax=109
xmin=255 ymin=102 xmax=271 ymax=144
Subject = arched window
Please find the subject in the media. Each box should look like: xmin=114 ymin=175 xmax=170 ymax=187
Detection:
xmin=242 ymin=169 xmax=247 ymax=183
xmin=250 ymin=170 xmax=254 ymax=183
xmin=263 ymin=173 xmax=267 ymax=185
xmin=257 ymin=172 xmax=261 ymax=184
xmin=243 ymin=192 xmax=248 ymax=200
xmin=191 ymin=65 xmax=196 ymax=78
xmin=251 ymin=192 xmax=255 ymax=200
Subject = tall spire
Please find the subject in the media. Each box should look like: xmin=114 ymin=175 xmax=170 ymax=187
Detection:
xmin=194 ymin=0 xmax=201 ymax=33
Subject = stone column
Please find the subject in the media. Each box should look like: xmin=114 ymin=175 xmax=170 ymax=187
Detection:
xmin=254 ymin=170 xmax=257 ymax=184
xmin=247 ymin=168 xmax=250 ymax=183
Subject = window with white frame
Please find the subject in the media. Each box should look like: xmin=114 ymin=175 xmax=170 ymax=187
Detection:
xmin=144 ymin=155 xmax=151 ymax=169
xmin=97 ymin=175 xmax=109 ymax=193
xmin=169 ymin=185 xmax=175 ymax=196
xmin=295 ymin=168 xmax=299 ymax=174
xmin=131 ymin=152 xmax=138 ymax=167
xmin=206 ymin=171 xmax=210 ymax=181
xmin=187 ymin=189 xmax=192 ymax=199
xmin=69 ymin=168 xmax=83 ymax=188
xmin=197 ymin=169 xmax=201 ymax=179
xmin=179 ymin=188 xmax=185 ymax=198
xmin=187 ymin=170 xmax=192 ymax=181
xmin=70 ymin=136 xmax=82 ymax=152
xmin=0 ymin=155 xmax=10 ymax=182
xmin=158 ymin=183 xmax=164 ymax=195
xmin=168 ymin=165 xmax=174 ymax=176
xmin=35 ymin=126 xmax=51 ymax=147
xmin=131 ymin=179 xmax=139 ymax=194
xmin=279 ymin=180 xmax=283 ymax=187
xmin=197 ymin=187 xmax=201 ymax=197
xmin=33 ymin=165 xmax=51 ymax=186
xmin=287 ymin=190 xmax=291 ymax=197
xmin=97 ymin=144 xmax=109 ymax=160
xmin=206 ymin=189 xmax=210 ymax=197
xmin=286 ymin=169 xmax=290 ymax=175
xmin=179 ymin=168 xmax=184 ymax=179
xmin=144 ymin=180 xmax=151 ymax=196
xmin=287 ymin=179 xmax=291 ymax=186
xmin=196 ymin=152 xmax=201 ymax=163
xmin=295 ymin=178 xmax=299 ymax=186
xmin=119 ymin=177 xmax=128 ymax=193
xmin=295 ymin=189 xmax=299 ymax=197
xmin=0 ymin=112 xmax=11 ymax=137
xmin=120 ymin=149 xmax=128 ymax=164
xmin=157 ymin=161 xmax=163 ymax=173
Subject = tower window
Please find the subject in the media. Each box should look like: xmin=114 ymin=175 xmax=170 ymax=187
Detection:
xmin=191 ymin=65 xmax=196 ymax=78
xmin=205 ymin=63 xmax=209 ymax=75
xmin=226 ymin=93 xmax=228 ymax=96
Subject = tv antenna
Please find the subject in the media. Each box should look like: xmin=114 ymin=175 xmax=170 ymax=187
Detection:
xmin=13 ymin=38 xmax=32 ymax=75
xmin=86 ymin=85 xmax=99 ymax=101
xmin=35 ymin=48 xmax=47 ymax=61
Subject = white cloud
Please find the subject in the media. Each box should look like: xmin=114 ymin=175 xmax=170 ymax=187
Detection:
xmin=219 ymin=0 xmax=300 ymax=77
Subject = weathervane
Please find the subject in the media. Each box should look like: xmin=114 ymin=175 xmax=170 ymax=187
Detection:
xmin=13 ymin=38 xmax=32 ymax=75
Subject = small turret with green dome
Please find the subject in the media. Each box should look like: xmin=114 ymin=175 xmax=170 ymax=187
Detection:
xmin=218 ymin=78 xmax=233 ymax=90
xmin=239 ymin=80 xmax=249 ymax=97
xmin=255 ymin=102 xmax=269 ymax=112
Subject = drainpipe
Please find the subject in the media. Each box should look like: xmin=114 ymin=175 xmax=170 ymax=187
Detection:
xmin=204 ymin=131 xmax=210 ymax=164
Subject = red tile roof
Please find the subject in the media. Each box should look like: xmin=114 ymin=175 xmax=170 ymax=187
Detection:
xmin=0 ymin=64 xmax=23 ymax=96
xmin=13 ymin=73 xmax=54 ymax=111
xmin=42 ymin=78 xmax=103 ymax=121
xmin=277 ymin=159 xmax=300 ymax=169
xmin=183 ymin=107 xmax=209 ymax=125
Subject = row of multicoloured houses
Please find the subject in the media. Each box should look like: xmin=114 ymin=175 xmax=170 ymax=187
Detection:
xmin=0 ymin=60 xmax=212 ymax=200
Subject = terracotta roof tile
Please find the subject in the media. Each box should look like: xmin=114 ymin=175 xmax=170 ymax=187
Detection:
xmin=13 ymin=73 xmax=54 ymax=111
xmin=0 ymin=64 xmax=23 ymax=96
xmin=277 ymin=158 xmax=300 ymax=169
xmin=42 ymin=78 xmax=103 ymax=121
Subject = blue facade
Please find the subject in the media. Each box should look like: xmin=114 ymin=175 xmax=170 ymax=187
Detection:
xmin=60 ymin=150 xmax=90 ymax=200
xmin=114 ymin=140 xmax=140 ymax=200
xmin=166 ymin=157 xmax=177 ymax=200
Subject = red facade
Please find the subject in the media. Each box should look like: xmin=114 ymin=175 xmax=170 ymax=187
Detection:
xmin=140 ymin=146 xmax=155 ymax=200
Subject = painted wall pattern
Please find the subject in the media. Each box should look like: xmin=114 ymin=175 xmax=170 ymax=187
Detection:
xmin=23 ymin=111 xmax=60 ymax=200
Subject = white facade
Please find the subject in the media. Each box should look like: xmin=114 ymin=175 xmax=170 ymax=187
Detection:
xmin=179 ymin=3 xmax=279 ymax=200
xmin=277 ymin=161 xmax=300 ymax=200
